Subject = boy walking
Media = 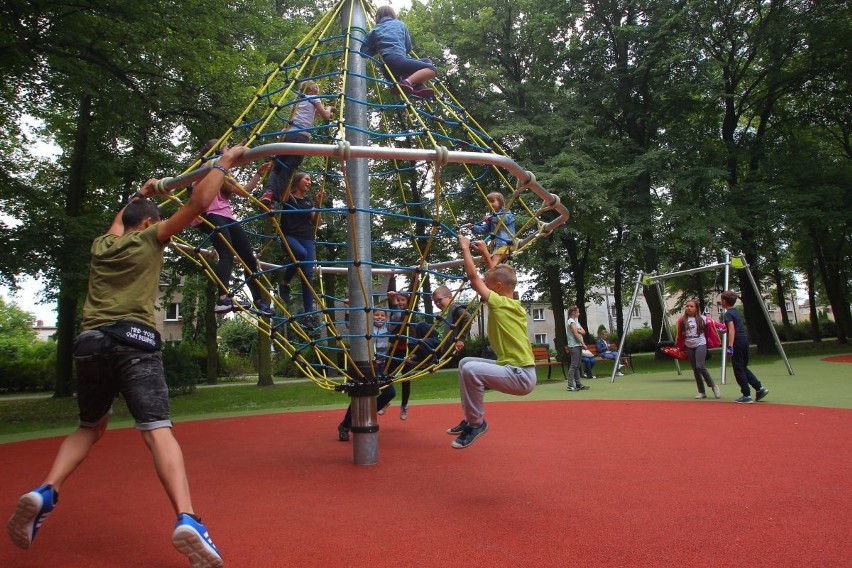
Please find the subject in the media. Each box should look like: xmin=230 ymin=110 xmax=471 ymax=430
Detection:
xmin=7 ymin=144 xmax=248 ymax=567
xmin=447 ymin=237 xmax=536 ymax=449
xmin=721 ymin=290 xmax=769 ymax=404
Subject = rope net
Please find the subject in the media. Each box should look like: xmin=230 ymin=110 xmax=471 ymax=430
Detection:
xmin=163 ymin=0 xmax=570 ymax=391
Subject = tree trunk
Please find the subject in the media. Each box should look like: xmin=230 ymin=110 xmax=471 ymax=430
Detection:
xmin=205 ymin=285 xmax=219 ymax=384
xmin=806 ymin=259 xmax=821 ymax=341
xmin=256 ymin=323 xmax=273 ymax=386
xmin=772 ymin=265 xmax=792 ymax=332
xmin=812 ymin=229 xmax=850 ymax=344
xmin=613 ymin=226 xmax=625 ymax=339
xmin=54 ymin=95 xmax=92 ymax=397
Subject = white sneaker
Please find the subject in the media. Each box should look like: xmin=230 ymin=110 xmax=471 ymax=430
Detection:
xmin=712 ymin=386 xmax=722 ymax=398
xmin=695 ymin=393 xmax=707 ymax=399
xmin=615 ymin=371 xmax=624 ymax=376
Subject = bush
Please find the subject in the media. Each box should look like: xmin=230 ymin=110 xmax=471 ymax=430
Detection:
xmin=220 ymin=353 xmax=256 ymax=379
xmin=162 ymin=343 xmax=202 ymax=396
xmin=0 ymin=340 xmax=57 ymax=392
xmin=623 ymin=326 xmax=656 ymax=354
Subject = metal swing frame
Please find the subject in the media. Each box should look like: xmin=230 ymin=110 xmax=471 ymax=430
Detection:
xmin=612 ymin=251 xmax=794 ymax=384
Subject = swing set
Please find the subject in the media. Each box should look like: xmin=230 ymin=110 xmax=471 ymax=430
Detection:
xmin=611 ymin=251 xmax=794 ymax=384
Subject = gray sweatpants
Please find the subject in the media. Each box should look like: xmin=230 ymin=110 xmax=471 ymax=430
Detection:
xmin=457 ymin=356 xmax=537 ymax=427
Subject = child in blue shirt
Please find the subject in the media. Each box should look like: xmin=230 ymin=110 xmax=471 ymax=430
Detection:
xmin=363 ymin=6 xmax=438 ymax=98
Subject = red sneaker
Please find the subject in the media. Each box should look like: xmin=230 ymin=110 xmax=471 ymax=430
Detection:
xmin=412 ymin=87 xmax=435 ymax=98
xmin=396 ymin=79 xmax=414 ymax=95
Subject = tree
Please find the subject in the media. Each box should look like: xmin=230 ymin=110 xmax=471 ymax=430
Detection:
xmin=0 ymin=1 xmax=295 ymax=395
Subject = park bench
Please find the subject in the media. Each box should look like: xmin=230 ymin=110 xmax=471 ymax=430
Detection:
xmin=563 ymin=343 xmax=634 ymax=376
xmin=532 ymin=346 xmax=563 ymax=381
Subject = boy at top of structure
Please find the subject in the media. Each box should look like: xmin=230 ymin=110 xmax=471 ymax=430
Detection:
xmin=447 ymin=237 xmax=536 ymax=449
xmin=6 ymin=143 xmax=249 ymax=568
xmin=464 ymin=191 xmax=516 ymax=265
xmin=720 ymin=290 xmax=769 ymax=404
xmin=260 ymin=79 xmax=336 ymax=206
xmin=362 ymin=5 xmax=438 ymax=99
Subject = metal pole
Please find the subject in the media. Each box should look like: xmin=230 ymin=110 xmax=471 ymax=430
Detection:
xmin=655 ymin=281 xmax=681 ymax=376
xmin=341 ymin=0 xmax=377 ymax=465
xmin=739 ymin=257 xmax=794 ymax=375
xmin=720 ymin=251 xmax=730 ymax=385
xmin=612 ymin=273 xmax=643 ymax=383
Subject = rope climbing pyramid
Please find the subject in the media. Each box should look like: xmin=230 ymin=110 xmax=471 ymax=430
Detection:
xmin=157 ymin=0 xmax=571 ymax=393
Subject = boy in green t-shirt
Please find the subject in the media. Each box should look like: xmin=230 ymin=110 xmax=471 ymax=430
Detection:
xmin=447 ymin=237 xmax=536 ymax=449
xmin=7 ymin=144 xmax=249 ymax=568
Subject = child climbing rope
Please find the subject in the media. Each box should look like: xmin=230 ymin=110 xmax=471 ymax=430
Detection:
xmin=464 ymin=191 xmax=516 ymax=265
xmin=261 ymin=80 xmax=336 ymax=206
xmin=362 ymin=5 xmax=438 ymax=98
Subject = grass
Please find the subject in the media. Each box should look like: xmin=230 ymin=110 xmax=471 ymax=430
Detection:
xmin=2 ymin=342 xmax=850 ymax=444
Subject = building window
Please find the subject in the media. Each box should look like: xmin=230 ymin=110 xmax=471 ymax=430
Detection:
xmin=632 ymin=304 xmax=641 ymax=317
xmin=532 ymin=308 xmax=545 ymax=321
xmin=164 ymin=303 xmax=180 ymax=321
xmin=766 ymin=302 xmax=776 ymax=312
xmin=785 ymin=300 xmax=793 ymax=312
xmin=534 ymin=333 xmax=548 ymax=345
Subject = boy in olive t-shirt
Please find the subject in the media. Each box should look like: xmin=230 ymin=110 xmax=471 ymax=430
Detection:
xmin=446 ymin=237 xmax=536 ymax=449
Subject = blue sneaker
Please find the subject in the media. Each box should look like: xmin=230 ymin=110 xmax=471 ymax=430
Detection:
xmin=451 ymin=421 xmax=488 ymax=449
xmin=171 ymin=513 xmax=223 ymax=568
xmin=7 ymin=484 xmax=57 ymax=549
xmin=255 ymin=300 xmax=274 ymax=317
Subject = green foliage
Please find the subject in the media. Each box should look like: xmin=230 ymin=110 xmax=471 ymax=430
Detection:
xmin=773 ymin=320 xmax=838 ymax=342
xmin=218 ymin=318 xmax=259 ymax=357
xmin=0 ymin=340 xmax=57 ymax=393
xmin=623 ymin=326 xmax=656 ymax=355
xmin=0 ymin=297 xmax=37 ymax=341
xmin=0 ymin=298 xmax=54 ymax=392
xmin=161 ymin=342 xmax=202 ymax=396
xmin=221 ymin=354 xmax=257 ymax=379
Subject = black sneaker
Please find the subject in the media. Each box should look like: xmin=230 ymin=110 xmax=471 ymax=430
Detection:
xmin=735 ymin=395 xmax=754 ymax=404
xmin=566 ymin=386 xmax=579 ymax=392
xmin=278 ymin=283 xmax=291 ymax=303
xmin=447 ymin=420 xmax=468 ymax=435
xmin=756 ymin=387 xmax=769 ymax=402
xmin=577 ymin=384 xmax=590 ymax=390
xmin=337 ymin=424 xmax=350 ymax=442
xmin=451 ymin=421 xmax=488 ymax=449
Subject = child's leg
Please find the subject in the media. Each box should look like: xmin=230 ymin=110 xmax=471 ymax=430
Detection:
xmin=45 ymin=329 xmax=115 ymax=492
xmin=401 ymin=380 xmax=411 ymax=408
xmin=227 ymin=222 xmax=265 ymax=303
xmin=43 ymin=422 xmax=107 ymax=493
xmin=141 ymin=427 xmax=194 ymax=515
xmin=730 ymin=343 xmax=751 ymax=396
xmin=686 ymin=347 xmax=706 ymax=394
xmin=458 ymin=357 xmax=535 ymax=426
xmin=199 ymin=216 xmax=235 ymax=296
xmin=740 ymin=347 xmax=764 ymax=391
xmin=281 ymin=235 xmax=314 ymax=311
